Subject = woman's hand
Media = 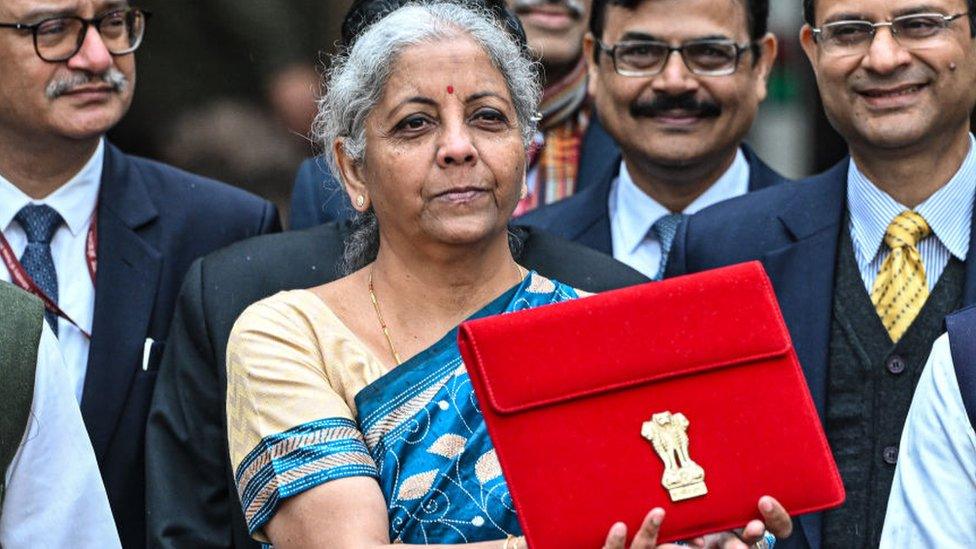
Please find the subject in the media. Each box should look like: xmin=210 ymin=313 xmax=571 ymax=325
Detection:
xmin=601 ymin=496 xmax=792 ymax=549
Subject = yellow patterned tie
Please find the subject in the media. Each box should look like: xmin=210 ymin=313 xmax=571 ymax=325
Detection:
xmin=871 ymin=211 xmax=931 ymax=342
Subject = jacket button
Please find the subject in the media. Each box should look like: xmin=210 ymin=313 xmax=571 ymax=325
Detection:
xmin=885 ymin=355 xmax=906 ymax=375
xmin=883 ymin=446 xmax=899 ymax=465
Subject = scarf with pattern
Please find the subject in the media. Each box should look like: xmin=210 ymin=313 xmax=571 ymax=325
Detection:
xmin=514 ymin=58 xmax=591 ymax=216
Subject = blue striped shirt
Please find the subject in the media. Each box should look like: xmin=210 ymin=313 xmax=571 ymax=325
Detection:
xmin=848 ymin=133 xmax=976 ymax=294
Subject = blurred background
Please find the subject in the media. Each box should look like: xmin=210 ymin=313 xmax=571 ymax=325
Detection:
xmin=109 ymin=0 xmax=353 ymax=226
xmin=747 ymin=1 xmax=829 ymax=181
xmin=111 ymin=2 xmax=969 ymax=225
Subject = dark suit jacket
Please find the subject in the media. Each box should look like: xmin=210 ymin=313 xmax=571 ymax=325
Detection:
xmin=288 ymin=117 xmax=620 ymax=230
xmin=85 ymin=143 xmax=279 ymax=548
xmin=665 ymin=158 xmax=976 ymax=549
xmin=145 ymin=222 xmax=647 ymax=548
xmin=517 ymin=145 xmax=788 ymax=255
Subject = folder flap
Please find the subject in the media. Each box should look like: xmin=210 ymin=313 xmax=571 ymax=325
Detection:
xmin=459 ymin=262 xmax=792 ymax=414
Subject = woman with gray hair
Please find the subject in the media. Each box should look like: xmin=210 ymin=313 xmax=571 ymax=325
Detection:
xmin=225 ymin=3 xmax=791 ymax=548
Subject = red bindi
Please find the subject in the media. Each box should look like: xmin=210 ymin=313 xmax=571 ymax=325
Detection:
xmin=447 ymin=85 xmax=454 ymax=94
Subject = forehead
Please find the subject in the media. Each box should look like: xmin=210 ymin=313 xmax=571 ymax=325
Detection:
xmin=380 ymin=36 xmax=511 ymax=102
xmin=602 ymin=0 xmax=750 ymax=41
xmin=0 ymin=0 xmax=127 ymax=19
xmin=814 ymin=0 xmax=967 ymax=21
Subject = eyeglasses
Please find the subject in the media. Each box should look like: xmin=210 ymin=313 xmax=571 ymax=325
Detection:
xmin=812 ymin=12 xmax=968 ymax=54
xmin=0 ymin=8 xmax=150 ymax=63
xmin=597 ymin=39 xmax=754 ymax=77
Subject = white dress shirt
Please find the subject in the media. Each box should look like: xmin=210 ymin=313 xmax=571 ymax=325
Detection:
xmin=847 ymin=133 xmax=976 ymax=293
xmin=0 ymin=140 xmax=102 ymax=402
xmin=0 ymin=323 xmax=121 ymax=548
xmin=880 ymin=334 xmax=976 ymax=547
xmin=608 ymin=149 xmax=750 ymax=278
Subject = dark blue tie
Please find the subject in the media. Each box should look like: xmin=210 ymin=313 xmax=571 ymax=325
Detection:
xmin=652 ymin=213 xmax=686 ymax=281
xmin=15 ymin=204 xmax=63 ymax=334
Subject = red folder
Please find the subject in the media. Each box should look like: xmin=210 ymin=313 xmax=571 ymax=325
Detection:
xmin=458 ymin=261 xmax=844 ymax=547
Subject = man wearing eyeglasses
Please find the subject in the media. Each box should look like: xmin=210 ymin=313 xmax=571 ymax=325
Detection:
xmin=0 ymin=1 xmax=280 ymax=547
xmin=518 ymin=0 xmax=786 ymax=280
xmin=666 ymin=0 xmax=976 ymax=546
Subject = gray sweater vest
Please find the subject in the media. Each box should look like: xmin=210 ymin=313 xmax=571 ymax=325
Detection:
xmin=821 ymin=231 xmax=964 ymax=548
xmin=0 ymin=282 xmax=43 ymax=517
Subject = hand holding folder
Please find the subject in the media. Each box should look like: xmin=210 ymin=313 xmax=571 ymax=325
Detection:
xmin=458 ymin=261 xmax=844 ymax=547
xmin=601 ymin=495 xmax=793 ymax=548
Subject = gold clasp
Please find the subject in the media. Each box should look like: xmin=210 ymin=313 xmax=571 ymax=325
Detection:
xmin=642 ymin=411 xmax=707 ymax=502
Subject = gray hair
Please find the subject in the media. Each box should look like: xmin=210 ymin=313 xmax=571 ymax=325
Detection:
xmin=312 ymin=1 xmax=542 ymax=274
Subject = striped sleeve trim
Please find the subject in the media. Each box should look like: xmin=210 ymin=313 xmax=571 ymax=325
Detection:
xmin=234 ymin=417 xmax=379 ymax=534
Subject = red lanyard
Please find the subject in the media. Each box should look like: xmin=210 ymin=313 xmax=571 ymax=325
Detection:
xmin=0 ymin=216 xmax=97 ymax=339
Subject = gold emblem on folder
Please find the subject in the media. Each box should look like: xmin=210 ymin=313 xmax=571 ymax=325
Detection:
xmin=642 ymin=411 xmax=707 ymax=502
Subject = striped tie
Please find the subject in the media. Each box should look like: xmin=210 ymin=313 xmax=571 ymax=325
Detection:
xmin=871 ymin=211 xmax=931 ymax=342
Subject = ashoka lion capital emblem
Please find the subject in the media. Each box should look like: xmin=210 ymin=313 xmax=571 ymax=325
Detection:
xmin=641 ymin=411 xmax=707 ymax=502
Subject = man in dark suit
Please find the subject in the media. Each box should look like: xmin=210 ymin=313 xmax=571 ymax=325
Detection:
xmin=145 ymin=222 xmax=646 ymax=548
xmin=0 ymin=2 xmax=279 ymax=547
xmin=667 ymin=0 xmax=976 ymax=546
xmin=289 ymin=0 xmax=620 ymax=230
xmin=519 ymin=0 xmax=785 ymax=280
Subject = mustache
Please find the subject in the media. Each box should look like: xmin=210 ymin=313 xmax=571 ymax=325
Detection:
xmin=630 ymin=94 xmax=722 ymax=119
xmin=510 ymin=0 xmax=585 ymax=18
xmin=45 ymin=68 xmax=129 ymax=99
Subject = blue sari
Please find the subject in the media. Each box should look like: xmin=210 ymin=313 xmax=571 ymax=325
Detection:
xmin=355 ymin=273 xmax=581 ymax=543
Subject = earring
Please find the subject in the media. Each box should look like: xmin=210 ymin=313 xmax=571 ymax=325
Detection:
xmin=356 ymin=195 xmax=365 ymax=208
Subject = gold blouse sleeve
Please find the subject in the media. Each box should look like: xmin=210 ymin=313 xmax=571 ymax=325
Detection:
xmin=226 ymin=291 xmax=379 ymax=539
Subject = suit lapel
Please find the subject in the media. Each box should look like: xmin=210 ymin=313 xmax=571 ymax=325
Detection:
xmin=742 ymin=144 xmax=788 ymax=191
xmin=562 ymin=153 xmax=620 ymax=254
xmin=577 ymin=116 xmax=619 ymax=192
xmin=81 ymin=144 xmax=161 ymax=460
xmin=760 ymin=160 xmax=848 ymax=549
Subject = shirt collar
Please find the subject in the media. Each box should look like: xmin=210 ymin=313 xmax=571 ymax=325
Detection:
xmin=613 ymin=148 xmax=751 ymax=255
xmin=0 ymin=139 xmax=104 ymax=237
xmin=848 ymin=133 xmax=975 ymax=263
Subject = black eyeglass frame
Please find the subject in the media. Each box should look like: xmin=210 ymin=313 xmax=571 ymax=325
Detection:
xmin=0 ymin=7 xmax=151 ymax=63
xmin=811 ymin=12 xmax=969 ymax=49
xmin=597 ymin=39 xmax=756 ymax=77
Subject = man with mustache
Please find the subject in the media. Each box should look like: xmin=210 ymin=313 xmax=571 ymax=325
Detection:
xmin=667 ymin=0 xmax=976 ymax=546
xmin=288 ymin=0 xmax=618 ymax=228
xmin=518 ymin=0 xmax=785 ymax=279
xmin=0 ymin=1 xmax=279 ymax=547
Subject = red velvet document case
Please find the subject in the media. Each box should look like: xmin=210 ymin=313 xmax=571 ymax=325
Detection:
xmin=458 ymin=261 xmax=844 ymax=547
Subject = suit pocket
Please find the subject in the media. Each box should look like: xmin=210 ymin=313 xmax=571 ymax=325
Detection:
xmin=143 ymin=340 xmax=166 ymax=372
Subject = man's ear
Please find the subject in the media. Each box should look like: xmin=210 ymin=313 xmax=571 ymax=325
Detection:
xmin=799 ymin=25 xmax=819 ymax=78
xmin=753 ymin=32 xmax=779 ymax=103
xmin=583 ymin=33 xmax=600 ymax=98
xmin=333 ymin=138 xmax=369 ymax=211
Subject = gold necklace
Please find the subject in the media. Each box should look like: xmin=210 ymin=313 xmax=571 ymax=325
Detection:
xmin=368 ymin=263 xmax=526 ymax=366
xmin=368 ymin=267 xmax=403 ymax=365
